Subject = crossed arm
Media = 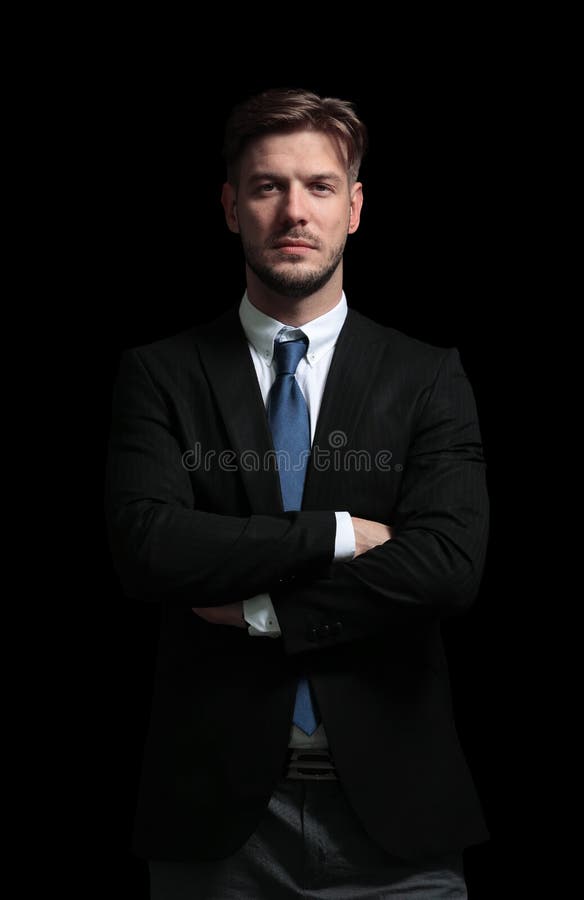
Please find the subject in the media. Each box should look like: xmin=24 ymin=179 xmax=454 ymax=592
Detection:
xmin=191 ymin=518 xmax=393 ymax=628
xmin=106 ymin=346 xmax=488 ymax=648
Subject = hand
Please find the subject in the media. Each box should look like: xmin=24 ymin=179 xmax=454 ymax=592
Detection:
xmin=191 ymin=601 xmax=247 ymax=628
xmin=351 ymin=517 xmax=393 ymax=558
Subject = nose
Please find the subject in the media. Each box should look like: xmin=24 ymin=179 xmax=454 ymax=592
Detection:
xmin=279 ymin=184 xmax=309 ymax=227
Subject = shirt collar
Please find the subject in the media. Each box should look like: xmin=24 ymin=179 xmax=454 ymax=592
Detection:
xmin=239 ymin=291 xmax=348 ymax=367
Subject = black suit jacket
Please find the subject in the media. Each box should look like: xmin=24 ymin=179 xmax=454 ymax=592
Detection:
xmin=105 ymin=304 xmax=490 ymax=862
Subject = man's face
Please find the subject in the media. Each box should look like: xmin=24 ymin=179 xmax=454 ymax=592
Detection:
xmin=222 ymin=129 xmax=363 ymax=299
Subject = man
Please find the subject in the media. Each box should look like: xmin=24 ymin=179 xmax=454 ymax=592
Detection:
xmin=106 ymin=88 xmax=489 ymax=898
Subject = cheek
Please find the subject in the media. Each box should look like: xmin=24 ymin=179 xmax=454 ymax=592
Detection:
xmin=326 ymin=214 xmax=349 ymax=236
xmin=325 ymin=204 xmax=351 ymax=228
xmin=239 ymin=209 xmax=270 ymax=234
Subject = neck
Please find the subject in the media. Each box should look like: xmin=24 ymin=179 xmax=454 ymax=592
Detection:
xmin=245 ymin=265 xmax=343 ymax=326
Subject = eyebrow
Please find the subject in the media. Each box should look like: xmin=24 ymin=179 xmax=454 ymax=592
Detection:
xmin=247 ymin=171 xmax=344 ymax=185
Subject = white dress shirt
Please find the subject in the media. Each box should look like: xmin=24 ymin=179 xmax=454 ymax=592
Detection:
xmin=239 ymin=291 xmax=356 ymax=748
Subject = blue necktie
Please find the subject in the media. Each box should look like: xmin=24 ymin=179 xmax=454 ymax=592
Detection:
xmin=267 ymin=334 xmax=321 ymax=736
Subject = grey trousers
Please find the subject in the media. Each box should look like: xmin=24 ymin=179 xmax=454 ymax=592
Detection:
xmin=149 ymin=778 xmax=467 ymax=899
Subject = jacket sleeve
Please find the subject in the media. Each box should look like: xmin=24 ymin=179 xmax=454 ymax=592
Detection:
xmin=104 ymin=348 xmax=336 ymax=604
xmin=271 ymin=348 xmax=490 ymax=654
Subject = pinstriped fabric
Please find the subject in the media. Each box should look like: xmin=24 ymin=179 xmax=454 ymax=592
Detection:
xmin=106 ymin=306 xmax=490 ymax=865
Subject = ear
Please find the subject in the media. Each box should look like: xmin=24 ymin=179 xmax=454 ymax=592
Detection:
xmin=221 ymin=182 xmax=240 ymax=233
xmin=348 ymin=182 xmax=363 ymax=234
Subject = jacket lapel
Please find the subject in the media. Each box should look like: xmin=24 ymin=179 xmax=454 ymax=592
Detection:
xmin=303 ymin=309 xmax=388 ymax=509
xmin=195 ymin=307 xmax=283 ymax=514
xmin=195 ymin=305 xmax=387 ymax=515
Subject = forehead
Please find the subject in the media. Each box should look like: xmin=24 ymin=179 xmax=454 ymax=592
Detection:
xmin=239 ymin=129 xmax=348 ymax=179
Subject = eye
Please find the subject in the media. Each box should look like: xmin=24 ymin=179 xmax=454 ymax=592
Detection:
xmin=258 ymin=183 xmax=278 ymax=193
xmin=312 ymin=183 xmax=334 ymax=193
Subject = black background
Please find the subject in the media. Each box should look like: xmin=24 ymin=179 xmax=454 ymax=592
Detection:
xmin=86 ymin=53 xmax=530 ymax=898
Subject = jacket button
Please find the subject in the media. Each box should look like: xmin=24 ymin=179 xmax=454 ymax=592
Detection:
xmin=308 ymin=626 xmax=319 ymax=642
xmin=278 ymin=574 xmax=296 ymax=584
xmin=331 ymin=621 xmax=343 ymax=635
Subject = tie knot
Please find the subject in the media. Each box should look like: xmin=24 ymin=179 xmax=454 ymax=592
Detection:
xmin=273 ymin=335 xmax=308 ymax=376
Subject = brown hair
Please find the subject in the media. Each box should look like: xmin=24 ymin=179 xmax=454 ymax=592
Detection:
xmin=223 ymin=87 xmax=368 ymax=186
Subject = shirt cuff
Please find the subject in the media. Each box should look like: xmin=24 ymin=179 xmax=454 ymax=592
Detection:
xmin=243 ymin=594 xmax=282 ymax=637
xmin=334 ymin=511 xmax=356 ymax=561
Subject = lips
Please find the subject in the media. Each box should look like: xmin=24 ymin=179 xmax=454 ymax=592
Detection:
xmin=273 ymin=240 xmax=316 ymax=250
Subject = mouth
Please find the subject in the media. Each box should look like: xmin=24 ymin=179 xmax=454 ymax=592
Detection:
xmin=272 ymin=241 xmax=317 ymax=254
